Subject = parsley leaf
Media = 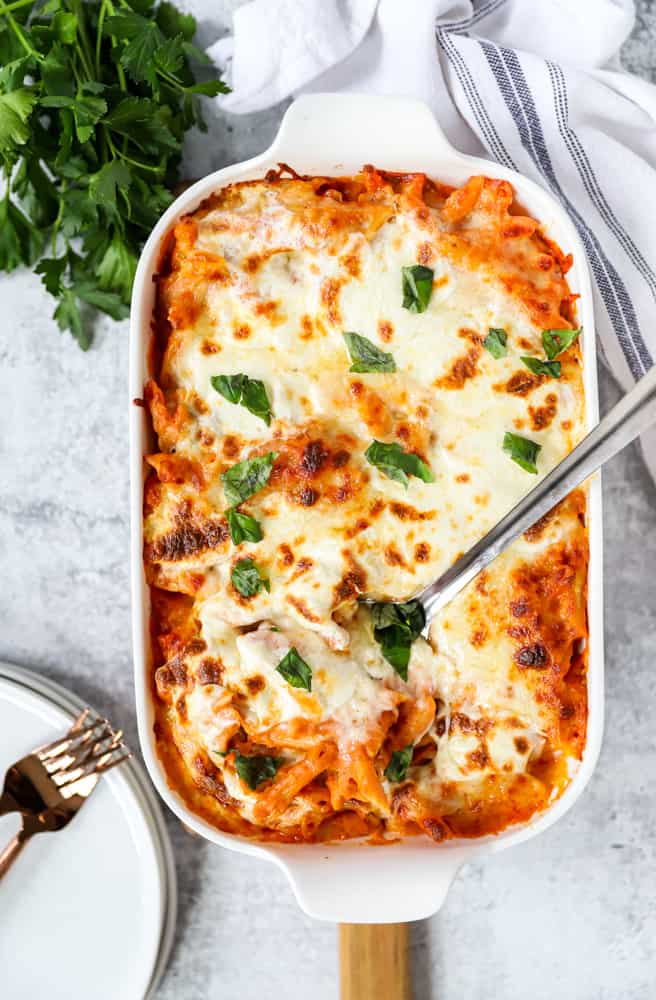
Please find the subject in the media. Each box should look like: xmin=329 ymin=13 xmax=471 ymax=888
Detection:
xmin=104 ymin=97 xmax=178 ymax=154
xmin=520 ymin=356 xmax=561 ymax=378
xmin=234 ymin=752 xmax=283 ymax=791
xmin=231 ymin=557 xmax=269 ymax=597
xmin=35 ymin=256 xmax=67 ymax=296
xmin=0 ymin=88 xmax=38 ymax=165
xmin=54 ymin=288 xmax=88 ymax=349
xmin=502 ymin=432 xmax=541 ymax=474
xmin=104 ymin=12 xmax=166 ymax=86
xmin=0 ymin=0 xmax=229 ymax=348
xmin=211 ymin=373 xmax=273 ymax=425
xmin=276 ymin=647 xmax=312 ymax=691
xmin=542 ymin=327 xmax=582 ymax=360
xmin=365 ymin=440 xmax=433 ymax=489
xmin=226 ymin=507 xmax=263 ymax=545
xmin=483 ymin=327 xmax=508 ymax=359
xmin=222 ymin=452 xmax=277 ymax=507
xmin=401 ymin=265 xmax=434 ymax=313
xmin=95 ymin=229 xmax=138 ymax=304
xmin=0 ymin=195 xmax=40 ymax=271
xmin=370 ymin=600 xmax=425 ymax=681
xmin=343 ymin=332 xmax=396 ymax=373
xmin=384 ymin=745 xmax=413 ymax=783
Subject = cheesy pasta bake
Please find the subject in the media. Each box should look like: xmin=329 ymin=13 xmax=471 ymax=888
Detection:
xmin=144 ymin=166 xmax=588 ymax=843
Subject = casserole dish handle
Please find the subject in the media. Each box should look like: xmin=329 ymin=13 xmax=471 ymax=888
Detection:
xmin=270 ymin=92 xmax=454 ymax=173
xmin=279 ymin=846 xmax=472 ymax=923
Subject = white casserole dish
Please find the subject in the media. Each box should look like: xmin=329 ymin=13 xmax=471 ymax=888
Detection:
xmin=129 ymin=93 xmax=604 ymax=923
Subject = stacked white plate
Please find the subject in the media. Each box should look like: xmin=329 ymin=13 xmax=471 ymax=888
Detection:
xmin=0 ymin=661 xmax=176 ymax=1000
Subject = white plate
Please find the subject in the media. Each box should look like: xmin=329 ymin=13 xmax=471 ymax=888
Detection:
xmin=0 ymin=667 xmax=175 ymax=1000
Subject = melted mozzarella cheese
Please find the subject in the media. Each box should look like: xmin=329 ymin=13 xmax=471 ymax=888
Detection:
xmin=148 ymin=172 xmax=588 ymax=839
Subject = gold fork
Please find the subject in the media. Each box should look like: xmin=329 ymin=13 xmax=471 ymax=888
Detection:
xmin=0 ymin=709 xmax=130 ymax=880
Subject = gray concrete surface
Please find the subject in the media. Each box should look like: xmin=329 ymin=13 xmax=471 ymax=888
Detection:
xmin=2 ymin=2 xmax=656 ymax=998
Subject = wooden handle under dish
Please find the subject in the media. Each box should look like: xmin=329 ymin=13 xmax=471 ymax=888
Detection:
xmin=339 ymin=923 xmax=410 ymax=1000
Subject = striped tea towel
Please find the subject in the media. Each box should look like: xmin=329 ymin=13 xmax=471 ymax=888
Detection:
xmin=209 ymin=0 xmax=656 ymax=473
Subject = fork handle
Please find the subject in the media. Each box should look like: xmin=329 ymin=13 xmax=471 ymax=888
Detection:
xmin=0 ymin=829 xmax=28 ymax=881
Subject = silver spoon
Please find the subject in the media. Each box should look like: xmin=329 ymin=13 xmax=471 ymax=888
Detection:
xmin=365 ymin=363 xmax=656 ymax=627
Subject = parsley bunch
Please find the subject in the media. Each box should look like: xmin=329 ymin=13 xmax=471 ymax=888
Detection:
xmin=0 ymin=0 xmax=228 ymax=348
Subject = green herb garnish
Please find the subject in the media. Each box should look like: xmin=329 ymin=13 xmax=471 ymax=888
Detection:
xmin=502 ymin=432 xmax=541 ymax=474
xmin=371 ymin=600 xmax=425 ymax=681
xmin=483 ymin=328 xmax=508 ymax=359
xmin=520 ymin=356 xmax=561 ymax=378
xmin=343 ymin=332 xmax=396 ymax=373
xmin=0 ymin=0 xmax=229 ymax=349
xmin=211 ymin=374 xmax=273 ymax=425
xmin=384 ymin=745 xmax=414 ymax=782
xmin=542 ymin=327 xmax=582 ymax=360
xmin=401 ymin=265 xmax=434 ymax=313
xmin=222 ymin=452 xmax=277 ymax=506
xmin=226 ymin=508 xmax=263 ymax=545
xmin=276 ymin=647 xmax=312 ymax=691
xmin=365 ymin=440 xmax=433 ymax=489
xmin=231 ymin=558 xmax=269 ymax=597
xmin=234 ymin=752 xmax=283 ymax=790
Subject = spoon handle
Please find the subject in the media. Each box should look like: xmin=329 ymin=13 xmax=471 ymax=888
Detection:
xmin=420 ymin=364 xmax=656 ymax=624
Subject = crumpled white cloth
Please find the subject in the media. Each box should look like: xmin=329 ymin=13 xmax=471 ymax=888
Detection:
xmin=208 ymin=0 xmax=656 ymax=473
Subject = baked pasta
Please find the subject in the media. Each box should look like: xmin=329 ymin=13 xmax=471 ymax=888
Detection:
xmin=144 ymin=166 xmax=588 ymax=843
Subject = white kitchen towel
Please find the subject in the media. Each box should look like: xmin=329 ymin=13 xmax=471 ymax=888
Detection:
xmin=209 ymin=0 xmax=656 ymax=472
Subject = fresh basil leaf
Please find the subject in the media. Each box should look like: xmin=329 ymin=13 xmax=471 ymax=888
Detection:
xmin=222 ymin=452 xmax=277 ymax=506
xmin=231 ymin=558 xmax=269 ymax=597
xmin=520 ymin=356 xmax=561 ymax=378
xmin=234 ymin=752 xmax=283 ymax=791
xmin=211 ymin=373 xmax=245 ymax=404
xmin=226 ymin=507 xmax=263 ymax=545
xmin=377 ymin=628 xmax=412 ymax=680
xmin=502 ymin=432 xmax=541 ymax=474
xmin=370 ymin=600 xmax=425 ymax=681
xmin=371 ymin=601 xmax=425 ymax=640
xmin=541 ymin=327 xmax=582 ymax=360
xmin=343 ymin=332 xmax=396 ymax=373
xmin=384 ymin=745 xmax=413 ymax=783
xmin=276 ymin=647 xmax=312 ymax=691
xmin=401 ymin=265 xmax=434 ymax=313
xmin=483 ymin=327 xmax=508 ymax=359
xmin=211 ymin=373 xmax=272 ymax=425
xmin=241 ymin=377 xmax=273 ymax=425
xmin=365 ymin=440 xmax=433 ymax=489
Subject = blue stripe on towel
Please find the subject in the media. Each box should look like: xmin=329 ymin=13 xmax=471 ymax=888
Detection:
xmin=481 ymin=41 xmax=651 ymax=377
xmin=548 ymin=61 xmax=656 ymax=303
xmin=435 ymin=17 xmax=514 ymax=168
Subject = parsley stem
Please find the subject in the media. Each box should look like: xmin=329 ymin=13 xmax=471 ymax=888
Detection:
xmin=0 ymin=0 xmax=34 ymax=12
xmin=0 ymin=0 xmax=41 ymax=59
xmin=50 ymin=181 xmax=67 ymax=255
xmin=105 ymin=132 xmax=162 ymax=174
xmin=69 ymin=0 xmax=97 ymax=81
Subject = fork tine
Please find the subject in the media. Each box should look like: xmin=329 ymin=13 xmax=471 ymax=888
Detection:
xmin=40 ymin=722 xmax=116 ymax=776
xmin=37 ymin=714 xmax=109 ymax=763
xmin=55 ymin=745 xmax=131 ymax=790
